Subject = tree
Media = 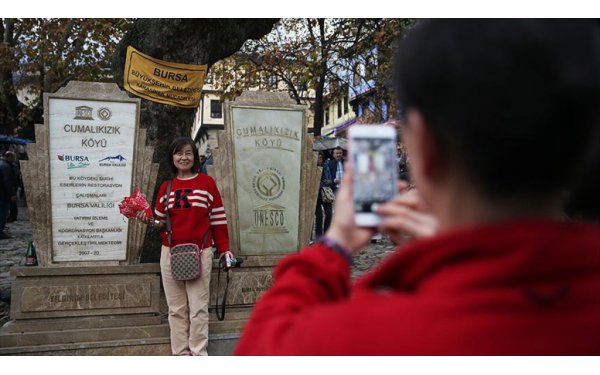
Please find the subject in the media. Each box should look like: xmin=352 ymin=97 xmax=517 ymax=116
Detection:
xmin=0 ymin=18 xmax=132 ymax=138
xmin=111 ymin=18 xmax=277 ymax=262
xmin=209 ymin=18 xmax=414 ymax=137
xmin=354 ymin=19 xmax=416 ymax=123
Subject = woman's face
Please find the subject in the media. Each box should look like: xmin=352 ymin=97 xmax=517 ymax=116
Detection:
xmin=317 ymin=153 xmax=323 ymax=166
xmin=173 ymin=144 xmax=195 ymax=174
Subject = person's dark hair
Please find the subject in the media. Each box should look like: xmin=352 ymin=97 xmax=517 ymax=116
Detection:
xmin=564 ymin=135 xmax=600 ymax=222
xmin=167 ymin=137 xmax=201 ymax=175
xmin=393 ymin=19 xmax=600 ymax=198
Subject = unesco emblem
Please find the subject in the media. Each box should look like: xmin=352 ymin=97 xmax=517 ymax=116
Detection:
xmin=252 ymin=168 xmax=285 ymax=201
xmin=98 ymin=107 xmax=112 ymax=121
xmin=74 ymin=105 xmax=94 ymax=120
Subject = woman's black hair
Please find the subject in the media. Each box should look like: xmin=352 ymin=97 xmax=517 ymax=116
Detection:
xmin=393 ymin=19 xmax=600 ymax=198
xmin=167 ymin=137 xmax=201 ymax=175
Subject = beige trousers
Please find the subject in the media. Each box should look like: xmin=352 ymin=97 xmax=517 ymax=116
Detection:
xmin=160 ymin=245 xmax=213 ymax=356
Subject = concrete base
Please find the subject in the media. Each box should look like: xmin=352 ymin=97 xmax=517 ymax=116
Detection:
xmin=0 ymin=318 xmax=244 ymax=355
xmin=0 ymin=332 xmax=238 ymax=356
xmin=0 ymin=324 xmax=172 ymax=355
xmin=0 ymin=260 xmax=268 ymax=355
xmin=0 ymin=302 xmax=252 ymax=356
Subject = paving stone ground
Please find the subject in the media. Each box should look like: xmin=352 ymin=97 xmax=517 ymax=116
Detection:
xmin=0 ymin=205 xmax=397 ymax=327
xmin=0 ymin=203 xmax=31 ymax=327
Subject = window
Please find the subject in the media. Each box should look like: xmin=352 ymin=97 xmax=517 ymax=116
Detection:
xmin=337 ymin=100 xmax=342 ymax=118
xmin=382 ymin=101 xmax=389 ymax=120
xmin=325 ymin=109 xmax=330 ymax=125
xmin=362 ymin=102 xmax=369 ymax=116
xmin=344 ymin=95 xmax=349 ymax=114
xmin=365 ymin=56 xmax=374 ymax=81
xmin=210 ymin=100 xmax=222 ymax=118
xmin=330 ymin=79 xmax=339 ymax=91
xmin=296 ymin=76 xmax=307 ymax=91
xmin=353 ymin=62 xmax=363 ymax=86
xmin=267 ymin=75 xmax=278 ymax=90
xmin=365 ymin=66 xmax=374 ymax=81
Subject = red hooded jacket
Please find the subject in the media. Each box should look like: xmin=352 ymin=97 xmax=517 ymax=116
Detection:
xmin=234 ymin=219 xmax=600 ymax=355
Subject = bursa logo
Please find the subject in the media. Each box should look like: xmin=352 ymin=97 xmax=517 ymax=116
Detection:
xmin=57 ymin=154 xmax=90 ymax=169
xmin=99 ymin=154 xmax=127 ymax=167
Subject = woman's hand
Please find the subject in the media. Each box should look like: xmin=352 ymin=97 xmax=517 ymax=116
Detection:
xmin=135 ymin=210 xmax=151 ymax=224
xmin=377 ymin=183 xmax=438 ymax=246
xmin=324 ymin=164 xmax=376 ymax=255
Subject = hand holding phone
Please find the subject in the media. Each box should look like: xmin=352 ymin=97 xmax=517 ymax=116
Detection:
xmin=348 ymin=124 xmax=398 ymax=227
xmin=377 ymin=185 xmax=439 ymax=246
xmin=323 ymin=163 xmax=377 ymax=255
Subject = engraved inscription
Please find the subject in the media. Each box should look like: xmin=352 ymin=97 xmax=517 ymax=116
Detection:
xmin=21 ymin=283 xmax=151 ymax=312
xmin=251 ymin=203 xmax=288 ymax=234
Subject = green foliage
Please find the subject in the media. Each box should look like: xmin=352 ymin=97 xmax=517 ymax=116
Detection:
xmin=207 ymin=18 xmax=414 ymax=136
xmin=0 ymin=18 xmax=133 ymax=137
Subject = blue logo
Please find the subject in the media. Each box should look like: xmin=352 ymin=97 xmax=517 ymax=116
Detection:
xmin=99 ymin=155 xmax=126 ymax=162
xmin=99 ymin=155 xmax=127 ymax=167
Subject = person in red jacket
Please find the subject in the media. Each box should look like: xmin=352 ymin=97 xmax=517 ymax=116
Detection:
xmin=139 ymin=137 xmax=232 ymax=356
xmin=234 ymin=19 xmax=600 ymax=355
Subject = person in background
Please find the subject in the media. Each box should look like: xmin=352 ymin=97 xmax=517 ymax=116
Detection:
xmin=200 ymin=148 xmax=213 ymax=174
xmin=396 ymin=141 xmax=410 ymax=183
xmin=5 ymin=151 xmax=21 ymax=222
xmin=314 ymin=152 xmax=334 ymax=239
xmin=137 ymin=137 xmax=233 ymax=355
xmin=234 ymin=19 xmax=600 ymax=355
xmin=326 ymin=146 xmax=345 ymax=193
xmin=0 ymin=152 xmax=17 ymax=239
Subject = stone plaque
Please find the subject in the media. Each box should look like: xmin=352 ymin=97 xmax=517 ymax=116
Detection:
xmin=230 ymin=106 xmax=305 ymax=255
xmin=9 ymin=266 xmax=162 ymax=320
xmin=21 ymin=283 xmax=151 ymax=312
xmin=48 ymin=98 xmax=137 ymax=262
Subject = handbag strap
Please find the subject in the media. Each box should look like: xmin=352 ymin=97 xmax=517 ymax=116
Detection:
xmin=165 ymin=180 xmax=173 ymax=248
xmin=215 ymin=265 xmax=230 ymax=321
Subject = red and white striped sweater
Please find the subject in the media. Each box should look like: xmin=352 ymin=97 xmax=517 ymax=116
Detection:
xmin=154 ymin=173 xmax=230 ymax=253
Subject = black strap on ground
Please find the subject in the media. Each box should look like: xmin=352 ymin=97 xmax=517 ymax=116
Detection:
xmin=215 ymin=266 xmax=230 ymax=321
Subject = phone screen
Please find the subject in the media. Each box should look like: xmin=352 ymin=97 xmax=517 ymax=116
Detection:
xmin=352 ymin=137 xmax=397 ymax=213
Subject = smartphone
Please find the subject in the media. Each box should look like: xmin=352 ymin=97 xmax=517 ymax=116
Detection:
xmin=348 ymin=124 xmax=398 ymax=227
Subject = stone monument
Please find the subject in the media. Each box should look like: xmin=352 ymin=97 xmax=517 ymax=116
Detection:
xmin=206 ymin=92 xmax=320 ymax=345
xmin=0 ymin=81 xmax=168 ymax=355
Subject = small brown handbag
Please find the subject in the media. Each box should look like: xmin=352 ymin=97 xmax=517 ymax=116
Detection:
xmin=321 ymin=186 xmax=335 ymax=203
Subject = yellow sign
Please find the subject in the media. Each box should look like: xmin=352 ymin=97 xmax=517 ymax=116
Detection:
xmin=123 ymin=46 xmax=207 ymax=108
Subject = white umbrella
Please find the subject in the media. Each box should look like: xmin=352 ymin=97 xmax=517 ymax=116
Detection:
xmin=312 ymin=137 xmax=347 ymax=151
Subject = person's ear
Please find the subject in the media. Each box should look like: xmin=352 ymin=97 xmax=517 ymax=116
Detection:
xmin=405 ymin=109 xmax=441 ymax=182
